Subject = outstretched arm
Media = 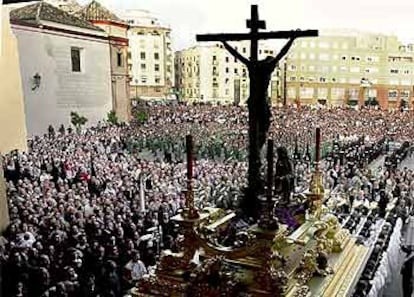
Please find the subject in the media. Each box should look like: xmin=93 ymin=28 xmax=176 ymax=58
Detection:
xmin=268 ymin=36 xmax=297 ymax=68
xmin=222 ymin=41 xmax=251 ymax=66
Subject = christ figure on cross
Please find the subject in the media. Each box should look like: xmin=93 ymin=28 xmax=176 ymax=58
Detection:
xmin=197 ymin=5 xmax=318 ymax=218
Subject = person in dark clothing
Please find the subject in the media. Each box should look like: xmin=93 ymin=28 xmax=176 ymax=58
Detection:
xmin=401 ymin=246 xmax=414 ymax=297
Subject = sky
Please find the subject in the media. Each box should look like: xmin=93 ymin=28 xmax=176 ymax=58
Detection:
xmin=78 ymin=0 xmax=414 ymax=50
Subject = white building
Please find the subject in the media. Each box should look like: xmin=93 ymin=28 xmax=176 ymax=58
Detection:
xmin=9 ymin=1 xmax=113 ymax=136
xmin=175 ymin=41 xmax=281 ymax=104
xmin=119 ymin=9 xmax=174 ymax=100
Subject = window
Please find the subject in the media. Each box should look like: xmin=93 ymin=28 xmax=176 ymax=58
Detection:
xmin=225 ymin=89 xmax=230 ymax=95
xmin=289 ymin=65 xmax=297 ymax=71
xmin=140 ymin=63 xmax=146 ymax=70
xmin=388 ymin=90 xmax=398 ymax=100
xmin=390 ymin=69 xmax=399 ymax=74
xmin=366 ymin=56 xmax=379 ymax=62
xmin=154 ymin=53 xmax=159 ymax=60
xmin=331 ymin=88 xmax=345 ymax=99
xmin=404 ymin=70 xmax=410 ymax=74
xmin=154 ymin=64 xmax=160 ymax=72
xmin=401 ymin=90 xmax=410 ymax=98
xmin=213 ymin=55 xmax=217 ymax=61
xmin=155 ymin=77 xmax=161 ymax=84
xmin=318 ymin=88 xmax=328 ymax=99
xmin=71 ymin=47 xmax=81 ymax=72
xmin=117 ymin=52 xmax=123 ymax=67
xmin=341 ymin=55 xmax=347 ymax=61
xmin=225 ymin=57 xmax=229 ymax=63
xmin=141 ymin=76 xmax=147 ymax=83
xmin=350 ymin=67 xmax=360 ymax=73
xmin=319 ymin=77 xmax=326 ymax=82
xmin=365 ymin=67 xmax=378 ymax=73
xmin=290 ymin=76 xmax=296 ymax=81
xmin=299 ymin=87 xmax=314 ymax=98
xmin=319 ymin=42 xmax=330 ymax=49
xmin=234 ymin=68 xmax=238 ymax=74
xmin=140 ymin=52 xmax=146 ymax=59
xmin=349 ymin=88 xmax=359 ymax=100
xmin=242 ymin=47 xmax=246 ymax=53
xmin=225 ymin=67 xmax=229 ymax=73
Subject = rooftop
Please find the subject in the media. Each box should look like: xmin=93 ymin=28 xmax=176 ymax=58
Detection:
xmin=76 ymin=0 xmax=127 ymax=25
xmin=10 ymin=1 xmax=103 ymax=32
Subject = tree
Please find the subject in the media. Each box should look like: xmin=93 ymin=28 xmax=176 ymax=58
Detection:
xmin=107 ymin=110 xmax=119 ymax=126
xmin=70 ymin=112 xmax=88 ymax=133
xmin=136 ymin=110 xmax=148 ymax=125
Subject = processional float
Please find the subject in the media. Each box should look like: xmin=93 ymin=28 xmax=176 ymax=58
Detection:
xmin=132 ymin=5 xmax=373 ymax=296
xmin=132 ymin=128 xmax=372 ymax=297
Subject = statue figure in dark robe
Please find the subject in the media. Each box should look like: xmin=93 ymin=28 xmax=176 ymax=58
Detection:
xmin=221 ymin=36 xmax=297 ymax=217
xmin=274 ymin=147 xmax=295 ymax=205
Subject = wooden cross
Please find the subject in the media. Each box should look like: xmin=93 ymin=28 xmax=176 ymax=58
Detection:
xmin=196 ymin=5 xmax=318 ymax=218
xmin=196 ymin=5 xmax=318 ymax=64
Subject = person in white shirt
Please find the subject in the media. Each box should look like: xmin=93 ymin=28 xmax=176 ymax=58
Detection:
xmin=124 ymin=251 xmax=147 ymax=286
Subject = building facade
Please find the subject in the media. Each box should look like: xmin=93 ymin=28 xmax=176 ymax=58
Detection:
xmin=10 ymin=2 xmax=113 ymax=136
xmin=284 ymin=29 xmax=414 ymax=109
xmin=119 ymin=9 xmax=174 ymax=100
xmin=175 ymin=41 xmax=280 ymax=104
xmin=0 ymin=6 xmax=28 ymax=154
xmin=77 ymin=0 xmax=131 ymax=122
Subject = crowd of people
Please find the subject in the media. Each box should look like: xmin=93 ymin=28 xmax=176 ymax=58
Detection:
xmin=0 ymin=104 xmax=413 ymax=297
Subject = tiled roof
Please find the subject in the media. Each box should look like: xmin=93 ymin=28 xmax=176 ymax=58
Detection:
xmin=10 ymin=1 xmax=104 ymax=32
xmin=77 ymin=0 xmax=126 ymax=25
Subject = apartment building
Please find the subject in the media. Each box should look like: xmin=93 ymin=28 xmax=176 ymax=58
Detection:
xmin=284 ymin=29 xmax=414 ymax=109
xmin=175 ymin=41 xmax=281 ymax=104
xmin=120 ymin=9 xmax=174 ymax=100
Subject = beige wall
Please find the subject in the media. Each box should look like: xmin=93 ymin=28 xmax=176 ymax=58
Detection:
xmin=0 ymin=7 xmax=28 ymax=154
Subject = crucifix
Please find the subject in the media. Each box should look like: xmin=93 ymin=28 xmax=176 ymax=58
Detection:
xmin=196 ymin=5 xmax=318 ymax=218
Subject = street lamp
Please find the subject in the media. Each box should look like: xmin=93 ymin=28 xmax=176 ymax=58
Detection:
xmin=31 ymin=73 xmax=41 ymax=91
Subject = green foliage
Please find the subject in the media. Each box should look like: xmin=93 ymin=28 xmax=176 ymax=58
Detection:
xmin=107 ymin=110 xmax=119 ymax=125
xmin=136 ymin=110 xmax=148 ymax=124
xmin=70 ymin=111 xmax=88 ymax=132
